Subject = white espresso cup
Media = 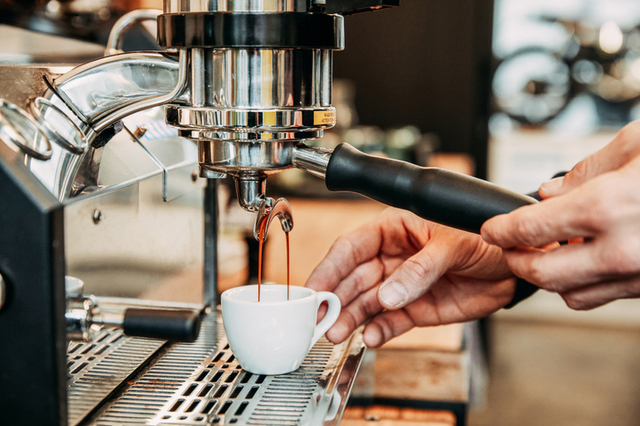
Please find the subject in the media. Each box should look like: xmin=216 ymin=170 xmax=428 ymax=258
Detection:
xmin=221 ymin=284 xmax=341 ymax=375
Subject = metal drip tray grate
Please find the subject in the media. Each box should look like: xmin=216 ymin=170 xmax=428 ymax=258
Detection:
xmin=67 ymin=328 xmax=166 ymax=425
xmin=73 ymin=309 xmax=364 ymax=426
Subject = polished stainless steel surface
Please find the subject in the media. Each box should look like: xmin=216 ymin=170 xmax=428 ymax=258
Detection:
xmin=0 ymin=99 xmax=52 ymax=161
xmin=48 ymin=52 xmax=181 ymax=125
xmin=197 ymin=49 xmax=332 ymax=109
xmin=90 ymin=49 xmax=188 ymax=134
xmin=7 ymin=52 xmax=190 ymax=201
xmin=164 ymin=0 xmax=299 ymax=13
xmin=92 ymin=312 xmax=125 ymax=327
xmin=199 ymin=140 xmax=297 ymax=174
xmin=29 ymin=97 xmax=87 ymax=155
xmin=63 ymin=132 xmax=205 ymax=302
xmin=0 ymin=0 xmax=339 ymax=219
xmin=292 ymin=144 xmax=333 ymax=179
xmin=66 ymin=293 xmax=132 ymax=341
xmin=170 ymin=46 xmax=334 ymax=187
xmin=167 ymin=106 xmax=336 ymax=132
xmin=66 ymin=295 xmax=100 ymax=342
xmin=235 ymin=175 xmax=267 ymax=212
xmin=82 ymin=310 xmax=364 ymax=426
xmin=190 ymin=48 xmax=206 ymax=108
xmin=158 ymin=0 xmax=338 ymax=215
xmin=254 ymin=196 xmax=294 ymax=240
xmin=233 ymin=174 xmax=295 ymax=239
xmin=0 ymin=6 xmax=366 ymax=423
xmin=0 ymin=0 xmax=339 ymax=223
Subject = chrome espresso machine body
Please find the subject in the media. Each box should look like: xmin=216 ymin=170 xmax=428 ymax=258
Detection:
xmin=0 ymin=1 xmax=400 ymax=425
xmin=0 ymin=1 xmax=537 ymax=424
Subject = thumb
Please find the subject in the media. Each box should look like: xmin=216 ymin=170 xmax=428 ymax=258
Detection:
xmin=540 ymin=123 xmax=640 ymax=198
xmin=377 ymin=248 xmax=448 ymax=310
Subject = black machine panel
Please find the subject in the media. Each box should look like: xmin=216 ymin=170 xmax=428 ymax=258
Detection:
xmin=334 ymin=0 xmax=494 ymax=178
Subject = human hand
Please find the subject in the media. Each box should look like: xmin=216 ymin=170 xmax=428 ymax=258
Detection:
xmin=482 ymin=122 xmax=640 ymax=310
xmin=305 ymin=208 xmax=515 ymax=348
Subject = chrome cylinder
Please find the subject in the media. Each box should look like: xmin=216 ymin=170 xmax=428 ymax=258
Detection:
xmin=205 ymin=48 xmax=331 ymax=109
xmin=199 ymin=140 xmax=296 ymax=174
xmin=169 ymin=47 xmax=335 ymax=179
xmin=174 ymin=47 xmax=334 ymax=137
xmin=165 ymin=21 xmax=336 ymax=201
xmin=235 ymin=175 xmax=266 ymax=212
xmin=170 ymin=49 xmax=334 ymax=131
xmin=292 ymin=143 xmax=333 ymax=178
xmin=164 ymin=0 xmax=299 ymax=13
xmin=161 ymin=0 xmax=341 ymax=219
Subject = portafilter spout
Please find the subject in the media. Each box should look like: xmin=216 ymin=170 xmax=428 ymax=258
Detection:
xmin=254 ymin=197 xmax=294 ymax=242
xmin=292 ymin=142 xmax=538 ymax=234
xmin=234 ymin=173 xmax=293 ymax=241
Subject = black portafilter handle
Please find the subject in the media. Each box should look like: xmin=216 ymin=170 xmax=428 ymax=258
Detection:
xmin=122 ymin=308 xmax=201 ymax=342
xmin=325 ymin=143 xmax=537 ymax=234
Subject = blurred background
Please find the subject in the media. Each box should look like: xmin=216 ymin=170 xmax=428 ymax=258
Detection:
xmin=3 ymin=0 xmax=640 ymax=425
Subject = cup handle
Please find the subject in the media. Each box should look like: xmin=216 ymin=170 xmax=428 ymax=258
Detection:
xmin=310 ymin=291 xmax=341 ymax=348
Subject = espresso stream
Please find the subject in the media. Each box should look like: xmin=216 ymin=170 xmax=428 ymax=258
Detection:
xmin=257 ymin=210 xmax=290 ymax=302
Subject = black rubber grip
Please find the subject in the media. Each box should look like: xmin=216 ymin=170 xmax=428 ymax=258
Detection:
xmin=122 ymin=308 xmax=201 ymax=342
xmin=325 ymin=143 xmax=537 ymax=234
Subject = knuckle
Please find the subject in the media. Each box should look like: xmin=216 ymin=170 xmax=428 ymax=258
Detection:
xmin=344 ymin=311 xmax=358 ymax=330
xmin=357 ymin=299 xmax=382 ymax=326
xmin=335 ymin=235 xmax=368 ymax=269
xmin=522 ymin=258 xmax=555 ymax=290
xmin=401 ymin=256 xmax=433 ymax=285
xmin=513 ymin=216 xmax=542 ymax=247
xmin=608 ymin=122 xmax=640 ymax=160
xmin=601 ymin=240 xmax=640 ymax=276
xmin=352 ymin=261 xmax=382 ymax=294
xmin=329 ymin=235 xmax=352 ymax=262
xmin=616 ymin=121 xmax=640 ymax=149
xmin=568 ymin=159 xmax=590 ymax=184
xmin=562 ymin=293 xmax=590 ymax=310
xmin=376 ymin=316 xmax=396 ymax=343
xmin=582 ymin=181 xmax=618 ymax=230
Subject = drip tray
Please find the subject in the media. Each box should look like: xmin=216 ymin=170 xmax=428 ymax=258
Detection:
xmin=67 ymin=308 xmax=365 ymax=426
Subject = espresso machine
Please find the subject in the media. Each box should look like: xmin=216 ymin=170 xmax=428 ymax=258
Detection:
xmin=0 ymin=1 xmax=535 ymax=424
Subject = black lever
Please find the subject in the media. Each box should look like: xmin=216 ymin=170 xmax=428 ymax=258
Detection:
xmin=325 ymin=143 xmax=537 ymax=234
xmin=122 ymin=308 xmax=201 ymax=342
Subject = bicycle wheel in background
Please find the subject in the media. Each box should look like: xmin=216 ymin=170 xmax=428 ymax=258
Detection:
xmin=492 ymin=47 xmax=572 ymax=126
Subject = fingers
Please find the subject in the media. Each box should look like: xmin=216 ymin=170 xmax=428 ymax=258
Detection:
xmin=325 ymin=241 xmax=452 ymax=344
xmin=501 ymin=244 xmax=600 ymax=293
xmin=502 ymin=225 xmax=640 ymax=292
xmin=362 ymin=309 xmax=417 ymax=348
xmin=325 ymin=284 xmax=383 ymax=344
xmin=560 ymin=275 xmax=640 ymax=310
xmin=481 ymin=187 xmax=597 ymax=249
xmin=362 ymin=276 xmax=515 ymax=348
xmin=329 ymin=257 xmax=385 ymax=308
xmin=540 ymin=122 xmax=640 ymax=198
xmin=375 ymin=236 xmax=457 ymax=310
xmin=305 ymin=221 xmax=383 ymax=292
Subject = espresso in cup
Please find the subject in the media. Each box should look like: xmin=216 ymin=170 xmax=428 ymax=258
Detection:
xmin=221 ymin=284 xmax=340 ymax=375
